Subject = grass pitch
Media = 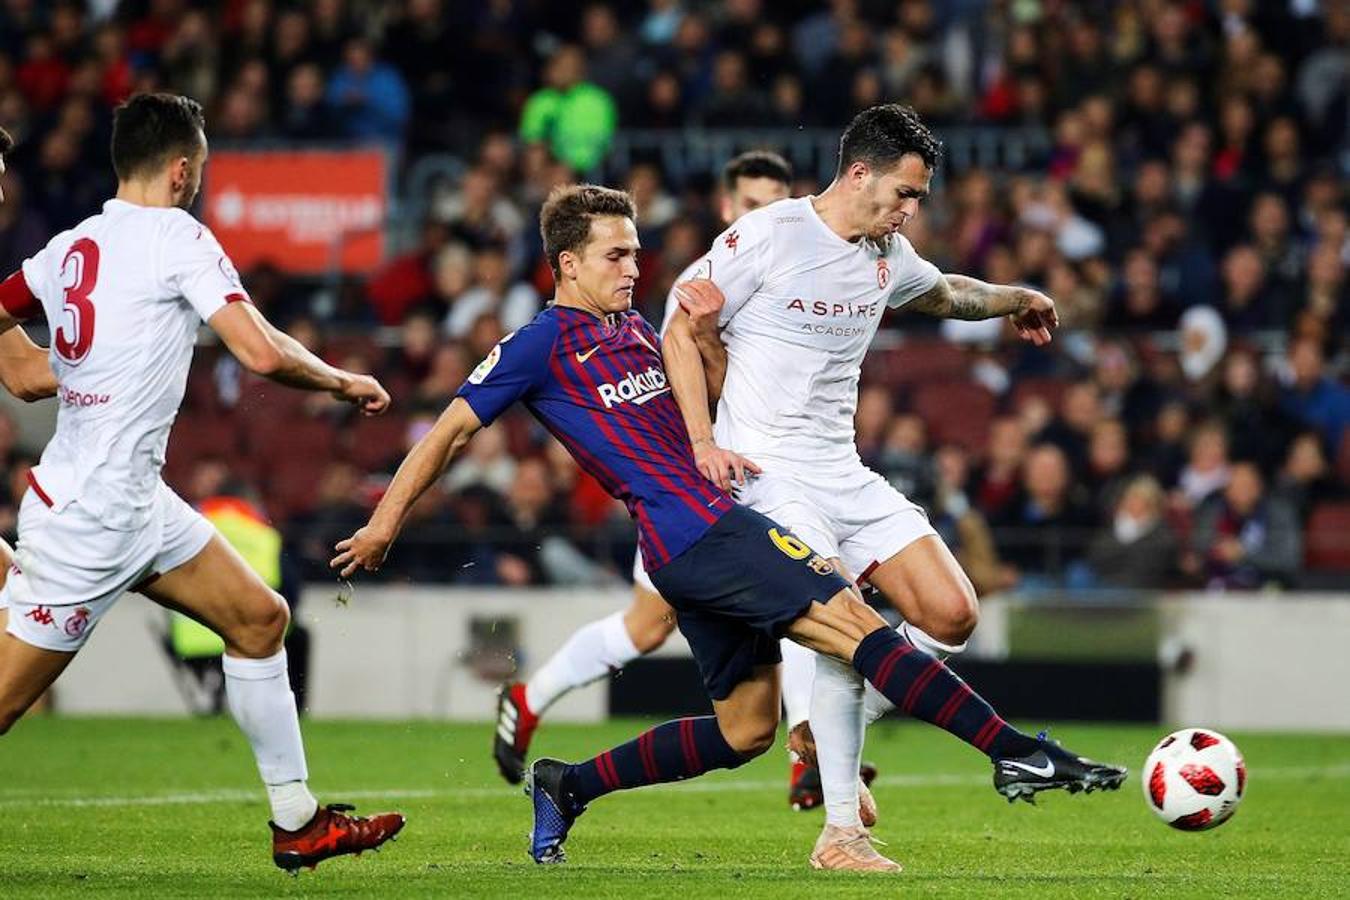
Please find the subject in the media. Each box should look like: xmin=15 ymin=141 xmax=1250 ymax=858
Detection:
xmin=1 ymin=717 xmax=1347 ymax=898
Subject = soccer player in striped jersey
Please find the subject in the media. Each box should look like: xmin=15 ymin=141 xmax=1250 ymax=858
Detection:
xmin=491 ymin=151 xmax=869 ymax=816
xmin=333 ymin=183 xmax=1125 ymax=871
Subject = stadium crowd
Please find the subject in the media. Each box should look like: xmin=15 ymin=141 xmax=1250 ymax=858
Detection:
xmin=0 ymin=0 xmax=1345 ymax=592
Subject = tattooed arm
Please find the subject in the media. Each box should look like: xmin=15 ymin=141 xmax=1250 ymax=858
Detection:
xmin=907 ymin=274 xmax=1059 ymax=346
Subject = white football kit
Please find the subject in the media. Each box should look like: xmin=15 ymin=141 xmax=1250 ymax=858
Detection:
xmin=679 ymin=197 xmax=940 ymax=582
xmin=1 ymin=200 xmax=246 ymax=652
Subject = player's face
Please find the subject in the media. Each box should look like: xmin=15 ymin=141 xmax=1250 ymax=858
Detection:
xmin=721 ymin=175 xmax=790 ymax=224
xmin=859 ymin=154 xmax=931 ymax=242
xmin=573 ymin=215 xmax=640 ymax=314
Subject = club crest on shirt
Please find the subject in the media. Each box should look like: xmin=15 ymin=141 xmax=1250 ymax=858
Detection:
xmin=723 ymin=230 xmax=739 ymax=254
xmin=877 ymin=258 xmax=890 ymax=290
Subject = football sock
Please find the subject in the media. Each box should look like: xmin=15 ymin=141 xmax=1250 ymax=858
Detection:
xmin=812 ymin=654 xmax=867 ymax=828
xmin=860 ymin=623 xmax=967 ymax=724
xmin=779 ymin=637 xmax=817 ymax=734
xmin=222 ymin=650 xmax=318 ymax=830
xmin=851 ymin=627 xmax=1039 ymax=759
xmin=562 ymin=716 xmax=746 ymax=807
xmin=863 ymin=680 xmax=893 ymax=725
xmin=901 ymin=620 xmax=968 ymax=659
xmin=525 ymin=610 xmax=640 ymax=715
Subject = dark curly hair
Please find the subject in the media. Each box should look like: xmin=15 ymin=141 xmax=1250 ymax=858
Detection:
xmin=836 ymin=104 xmax=943 ymax=177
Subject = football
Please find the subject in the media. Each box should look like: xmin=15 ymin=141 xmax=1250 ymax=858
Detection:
xmin=1143 ymin=728 xmax=1247 ymax=831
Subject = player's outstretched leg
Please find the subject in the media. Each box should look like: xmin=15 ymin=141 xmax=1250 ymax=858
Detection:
xmin=789 ymin=593 xmax=1126 ymax=803
xmin=496 ymin=582 xmax=675 ymax=783
xmin=526 ymin=665 xmax=779 ymax=864
xmin=144 ymin=535 xmax=406 ymax=872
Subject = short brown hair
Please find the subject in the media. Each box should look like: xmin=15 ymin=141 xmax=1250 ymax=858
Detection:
xmin=0 ymin=126 xmax=13 ymax=156
xmin=539 ymin=183 xmax=636 ymax=278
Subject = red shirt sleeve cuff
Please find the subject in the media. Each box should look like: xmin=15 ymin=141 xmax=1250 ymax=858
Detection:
xmin=0 ymin=270 xmax=40 ymax=320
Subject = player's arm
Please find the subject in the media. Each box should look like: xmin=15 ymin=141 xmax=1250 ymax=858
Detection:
xmin=331 ymin=397 xmax=482 ymax=577
xmin=0 ymin=268 xmax=56 ymax=401
xmin=663 ymin=292 xmax=760 ymax=492
xmin=0 ymin=327 xmax=56 ymax=401
xmin=207 ymin=302 xmax=389 ymax=414
xmin=665 ymin=278 xmax=728 ymax=405
xmin=907 ymin=274 xmax=1059 ymax=346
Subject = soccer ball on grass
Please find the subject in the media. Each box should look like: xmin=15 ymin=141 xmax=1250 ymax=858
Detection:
xmin=1143 ymin=727 xmax=1246 ymax=831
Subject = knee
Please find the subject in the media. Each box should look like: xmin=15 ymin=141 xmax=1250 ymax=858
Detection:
xmin=228 ymin=590 xmax=289 ymax=658
xmin=930 ymin=590 xmax=979 ymax=645
xmin=629 ymin=615 xmax=676 ymax=654
xmin=719 ymin=715 xmax=778 ymax=758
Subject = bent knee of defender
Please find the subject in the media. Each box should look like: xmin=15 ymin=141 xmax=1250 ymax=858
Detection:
xmin=226 ymin=590 xmax=289 ymax=658
xmin=928 ymin=590 xmax=979 ymax=645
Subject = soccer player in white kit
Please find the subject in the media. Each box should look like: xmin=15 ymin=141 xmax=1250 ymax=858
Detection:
xmin=491 ymin=153 xmax=816 ymax=789
xmin=668 ymin=104 xmax=1063 ymax=871
xmin=0 ymin=94 xmax=405 ymax=874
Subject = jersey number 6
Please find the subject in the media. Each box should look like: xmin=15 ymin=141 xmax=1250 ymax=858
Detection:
xmin=768 ymin=528 xmax=812 ymax=560
xmin=56 ymin=238 xmax=99 ymax=366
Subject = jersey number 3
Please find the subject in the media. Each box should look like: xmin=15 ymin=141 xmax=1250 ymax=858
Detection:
xmin=56 ymin=238 xmax=99 ymax=366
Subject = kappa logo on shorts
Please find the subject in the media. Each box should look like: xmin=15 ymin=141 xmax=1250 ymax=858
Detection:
xmin=63 ymin=606 xmax=91 ymax=639
xmin=24 ymin=605 xmax=55 ymax=627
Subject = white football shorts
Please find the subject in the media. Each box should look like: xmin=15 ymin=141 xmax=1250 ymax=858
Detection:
xmin=735 ymin=464 xmax=937 ymax=583
xmin=0 ymin=478 xmax=215 ymax=652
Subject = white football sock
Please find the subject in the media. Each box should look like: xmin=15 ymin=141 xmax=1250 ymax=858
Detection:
xmin=779 ymin=637 xmax=817 ymax=734
xmin=812 ymin=653 xmax=866 ymax=828
xmin=525 ymin=610 xmax=640 ymax=715
xmin=901 ymin=620 xmax=968 ymax=659
xmin=863 ymin=680 xmax=894 ymax=725
xmin=222 ymin=650 xmax=317 ymax=831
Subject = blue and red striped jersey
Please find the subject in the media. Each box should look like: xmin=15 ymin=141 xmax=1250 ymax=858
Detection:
xmin=456 ymin=305 xmax=733 ymax=570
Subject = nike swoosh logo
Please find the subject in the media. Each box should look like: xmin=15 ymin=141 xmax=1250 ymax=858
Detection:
xmin=1001 ymin=758 xmax=1055 ymax=778
xmin=630 ymin=388 xmax=671 ymax=405
xmin=575 ymin=346 xmax=600 ymax=363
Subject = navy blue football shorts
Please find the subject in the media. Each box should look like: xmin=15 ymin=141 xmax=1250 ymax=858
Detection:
xmin=649 ymin=504 xmax=852 ymax=701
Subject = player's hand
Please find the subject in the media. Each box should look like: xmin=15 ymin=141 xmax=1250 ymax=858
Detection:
xmin=1009 ymin=289 xmax=1058 ymax=346
xmin=331 ymin=525 xmax=394 ymax=578
xmin=674 ymin=279 xmax=725 ymax=338
xmin=692 ymin=438 xmax=761 ymax=493
xmin=334 ymin=373 xmax=391 ymax=415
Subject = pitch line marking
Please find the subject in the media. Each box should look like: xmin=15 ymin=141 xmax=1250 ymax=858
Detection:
xmin=2 ymin=763 xmax=1348 ymax=809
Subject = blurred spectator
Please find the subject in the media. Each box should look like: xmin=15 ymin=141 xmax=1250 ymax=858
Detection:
xmin=991 ymin=443 xmax=1094 ymax=585
xmin=1273 ymin=431 xmax=1344 ymax=523
xmin=518 ymin=43 xmax=616 ymax=173
xmin=1086 ymin=475 xmax=1179 ymax=590
xmin=1176 ymin=420 xmax=1232 ymax=509
xmin=1280 ymin=338 xmax=1350 ymax=455
xmin=442 ymin=244 xmax=539 ymax=338
xmin=875 ymin=413 xmax=933 ymax=503
xmin=930 ymin=444 xmax=1014 ymax=596
xmin=325 ymin=36 xmax=411 ymax=149
xmin=1188 ymin=462 xmax=1302 ymax=590
xmin=975 ymin=416 xmax=1027 ymax=520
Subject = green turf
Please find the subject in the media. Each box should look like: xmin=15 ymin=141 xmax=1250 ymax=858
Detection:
xmin=1 ymin=717 xmax=1347 ymax=898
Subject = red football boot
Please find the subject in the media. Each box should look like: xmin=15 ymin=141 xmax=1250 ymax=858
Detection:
xmin=493 ymin=682 xmax=540 ymax=785
xmin=271 ymin=803 xmax=405 ymax=874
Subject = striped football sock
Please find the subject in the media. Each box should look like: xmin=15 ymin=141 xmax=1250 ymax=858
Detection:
xmin=562 ymin=716 xmax=747 ymax=806
xmin=851 ymin=627 xmax=1039 ymax=759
